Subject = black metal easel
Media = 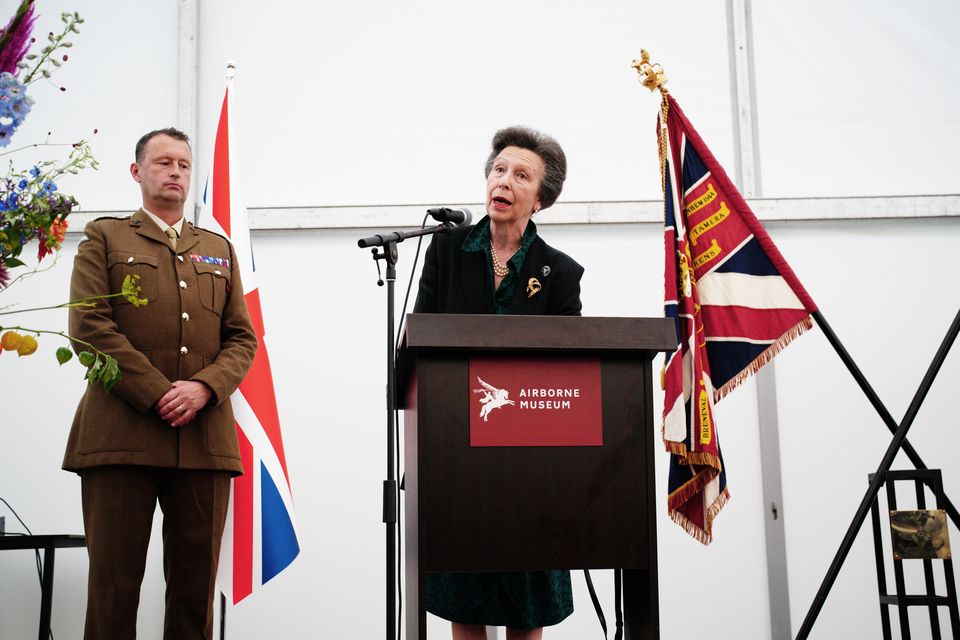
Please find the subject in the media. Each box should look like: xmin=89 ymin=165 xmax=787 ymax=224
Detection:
xmin=869 ymin=469 xmax=959 ymax=639
xmin=796 ymin=308 xmax=960 ymax=639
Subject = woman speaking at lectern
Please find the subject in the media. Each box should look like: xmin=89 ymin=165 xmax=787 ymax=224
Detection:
xmin=414 ymin=126 xmax=584 ymax=639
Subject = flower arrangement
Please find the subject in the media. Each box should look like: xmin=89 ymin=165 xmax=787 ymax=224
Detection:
xmin=0 ymin=4 xmax=94 ymax=286
xmin=0 ymin=1 xmax=139 ymax=391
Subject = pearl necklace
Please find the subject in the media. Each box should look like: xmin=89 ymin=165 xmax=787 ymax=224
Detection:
xmin=491 ymin=246 xmax=511 ymax=278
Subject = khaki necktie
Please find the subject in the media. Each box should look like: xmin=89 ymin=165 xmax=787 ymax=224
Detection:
xmin=165 ymin=227 xmax=178 ymax=250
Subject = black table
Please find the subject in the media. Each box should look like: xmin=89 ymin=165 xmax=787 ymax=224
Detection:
xmin=0 ymin=534 xmax=86 ymax=640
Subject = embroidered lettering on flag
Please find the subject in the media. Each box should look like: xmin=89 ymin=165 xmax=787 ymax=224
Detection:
xmin=658 ymin=93 xmax=817 ymax=544
xmin=200 ymin=79 xmax=300 ymax=603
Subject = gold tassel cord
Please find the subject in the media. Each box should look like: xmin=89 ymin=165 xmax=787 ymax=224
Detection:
xmin=633 ymin=49 xmax=670 ymax=213
xmin=648 ymin=48 xmax=674 ymax=401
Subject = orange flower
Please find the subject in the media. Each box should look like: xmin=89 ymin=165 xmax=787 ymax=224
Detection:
xmin=49 ymin=216 xmax=68 ymax=246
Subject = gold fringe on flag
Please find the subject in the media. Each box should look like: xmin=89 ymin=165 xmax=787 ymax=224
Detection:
xmin=664 ymin=436 xmax=724 ymax=469
xmin=667 ymin=472 xmax=731 ymax=545
xmin=669 ymin=489 xmax=731 ymax=545
xmin=680 ymin=450 xmax=724 ymax=470
xmin=714 ymin=315 xmax=815 ymax=401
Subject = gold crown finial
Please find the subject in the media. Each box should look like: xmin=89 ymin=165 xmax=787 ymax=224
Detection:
xmin=632 ymin=49 xmax=668 ymax=93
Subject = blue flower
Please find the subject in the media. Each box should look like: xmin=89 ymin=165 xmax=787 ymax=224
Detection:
xmin=30 ymin=166 xmax=40 ymax=178
xmin=6 ymin=192 xmax=18 ymax=208
xmin=42 ymin=181 xmax=57 ymax=195
xmin=0 ymin=72 xmax=33 ymax=147
xmin=17 ymin=179 xmax=27 ymax=190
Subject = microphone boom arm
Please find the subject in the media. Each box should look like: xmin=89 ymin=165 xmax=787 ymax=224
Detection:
xmin=357 ymin=222 xmax=453 ymax=249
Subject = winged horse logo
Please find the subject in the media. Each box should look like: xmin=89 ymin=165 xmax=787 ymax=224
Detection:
xmin=475 ymin=376 xmax=515 ymax=422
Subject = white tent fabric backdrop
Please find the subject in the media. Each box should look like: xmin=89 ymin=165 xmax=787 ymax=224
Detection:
xmin=1 ymin=1 xmax=957 ymax=638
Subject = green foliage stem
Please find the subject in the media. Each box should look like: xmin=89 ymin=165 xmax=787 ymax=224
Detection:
xmin=0 ymin=324 xmax=121 ymax=392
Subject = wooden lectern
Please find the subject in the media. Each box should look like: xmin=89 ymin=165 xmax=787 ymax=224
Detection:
xmin=397 ymin=314 xmax=676 ymax=639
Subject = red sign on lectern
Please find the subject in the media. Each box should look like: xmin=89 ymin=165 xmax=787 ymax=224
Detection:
xmin=468 ymin=356 xmax=603 ymax=447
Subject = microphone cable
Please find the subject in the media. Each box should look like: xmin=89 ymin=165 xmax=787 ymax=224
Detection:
xmin=395 ymin=212 xmax=431 ymax=348
xmin=393 ymin=211 xmax=430 ymax=639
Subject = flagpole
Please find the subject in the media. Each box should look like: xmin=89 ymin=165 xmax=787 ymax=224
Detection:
xmin=205 ymin=57 xmax=301 ymax=625
xmin=811 ymin=310 xmax=960 ymax=527
xmin=796 ymin=306 xmax=960 ymax=639
xmin=218 ymin=59 xmax=236 ymax=640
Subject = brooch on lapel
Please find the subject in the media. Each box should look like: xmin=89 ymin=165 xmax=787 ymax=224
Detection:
xmin=527 ymin=277 xmax=542 ymax=298
xmin=541 ymin=265 xmax=551 ymax=277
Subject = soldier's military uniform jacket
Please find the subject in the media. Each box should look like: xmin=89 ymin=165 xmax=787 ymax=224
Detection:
xmin=62 ymin=209 xmax=258 ymax=475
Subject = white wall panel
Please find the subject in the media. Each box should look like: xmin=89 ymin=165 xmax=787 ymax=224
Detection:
xmin=195 ymin=0 xmax=732 ymax=209
xmin=752 ymin=1 xmax=960 ymax=198
xmin=11 ymin=2 xmax=179 ymax=212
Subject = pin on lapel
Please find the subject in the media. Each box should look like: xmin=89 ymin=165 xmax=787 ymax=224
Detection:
xmin=527 ymin=277 xmax=542 ymax=298
xmin=541 ymin=265 xmax=551 ymax=277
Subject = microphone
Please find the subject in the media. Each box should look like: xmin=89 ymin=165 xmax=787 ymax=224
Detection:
xmin=427 ymin=207 xmax=472 ymax=226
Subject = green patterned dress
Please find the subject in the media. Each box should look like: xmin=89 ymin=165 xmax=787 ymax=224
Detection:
xmin=425 ymin=218 xmax=574 ymax=630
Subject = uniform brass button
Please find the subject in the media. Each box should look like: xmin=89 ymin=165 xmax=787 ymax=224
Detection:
xmin=180 ymin=346 xmax=188 ymax=355
xmin=182 ymin=312 xmax=190 ymax=322
xmin=214 ymin=269 xmax=222 ymax=276
xmin=178 ymin=255 xmax=184 ymax=262
xmin=179 ymin=280 xmax=187 ymax=289
xmin=127 ymin=256 xmax=134 ymax=263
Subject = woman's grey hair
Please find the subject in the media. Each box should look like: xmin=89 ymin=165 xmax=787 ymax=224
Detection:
xmin=484 ymin=126 xmax=566 ymax=211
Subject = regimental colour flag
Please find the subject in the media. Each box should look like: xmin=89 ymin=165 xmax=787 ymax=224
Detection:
xmin=658 ymin=93 xmax=818 ymax=544
xmin=200 ymin=78 xmax=301 ymax=602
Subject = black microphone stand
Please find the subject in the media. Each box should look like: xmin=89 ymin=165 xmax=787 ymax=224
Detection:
xmin=357 ymin=222 xmax=454 ymax=640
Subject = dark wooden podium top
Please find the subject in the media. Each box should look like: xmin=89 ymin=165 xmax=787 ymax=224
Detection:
xmin=399 ymin=314 xmax=677 ymax=353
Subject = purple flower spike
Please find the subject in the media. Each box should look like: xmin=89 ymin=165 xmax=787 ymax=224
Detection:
xmin=0 ymin=0 xmax=37 ymax=75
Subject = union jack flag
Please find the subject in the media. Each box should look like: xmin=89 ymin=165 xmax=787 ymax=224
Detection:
xmin=200 ymin=78 xmax=301 ymax=602
xmin=658 ymin=93 xmax=817 ymax=543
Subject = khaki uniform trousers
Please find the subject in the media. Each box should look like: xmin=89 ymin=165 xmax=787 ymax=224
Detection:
xmin=80 ymin=465 xmax=231 ymax=640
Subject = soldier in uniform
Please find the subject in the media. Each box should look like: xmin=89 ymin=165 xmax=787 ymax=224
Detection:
xmin=63 ymin=127 xmax=258 ymax=639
